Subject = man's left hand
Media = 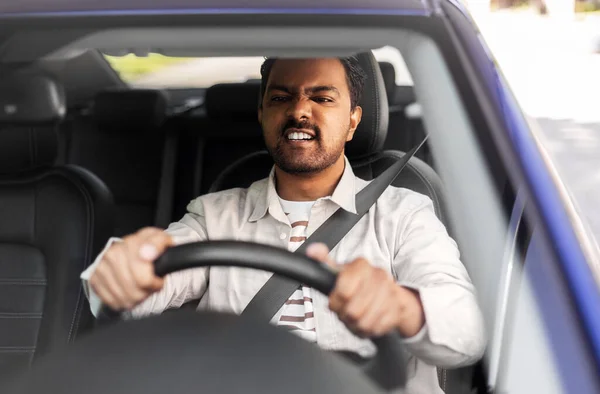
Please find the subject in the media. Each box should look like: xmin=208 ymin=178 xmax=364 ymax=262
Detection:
xmin=306 ymin=243 xmax=425 ymax=338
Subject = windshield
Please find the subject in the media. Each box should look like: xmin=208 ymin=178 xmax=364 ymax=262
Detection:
xmin=104 ymin=46 xmax=413 ymax=88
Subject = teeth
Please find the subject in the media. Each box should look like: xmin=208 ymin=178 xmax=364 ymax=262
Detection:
xmin=287 ymin=132 xmax=313 ymax=140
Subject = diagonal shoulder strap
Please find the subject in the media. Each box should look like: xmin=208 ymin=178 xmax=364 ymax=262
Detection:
xmin=241 ymin=137 xmax=428 ymax=321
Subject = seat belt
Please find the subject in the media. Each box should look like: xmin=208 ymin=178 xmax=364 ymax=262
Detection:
xmin=241 ymin=135 xmax=428 ymax=321
xmin=154 ymin=128 xmax=179 ymax=228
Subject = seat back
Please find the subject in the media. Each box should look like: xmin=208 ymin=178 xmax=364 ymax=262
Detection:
xmin=170 ymin=81 xmax=266 ymax=219
xmin=198 ymin=81 xmax=266 ymax=195
xmin=0 ymin=72 xmax=114 ymax=377
xmin=62 ymin=89 xmax=172 ymax=235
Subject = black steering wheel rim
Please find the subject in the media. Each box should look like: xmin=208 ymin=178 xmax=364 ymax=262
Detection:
xmin=155 ymin=240 xmax=338 ymax=294
xmin=97 ymin=240 xmax=408 ymax=391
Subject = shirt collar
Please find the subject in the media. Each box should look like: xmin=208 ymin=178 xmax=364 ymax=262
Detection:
xmin=248 ymin=156 xmax=357 ymax=223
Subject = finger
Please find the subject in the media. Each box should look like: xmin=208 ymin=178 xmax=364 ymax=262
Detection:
xmin=91 ymin=257 xmax=131 ymax=309
xmin=355 ymin=278 xmax=398 ymax=336
xmin=137 ymin=230 xmax=174 ymax=261
xmin=340 ymin=281 xmax=376 ymax=325
xmin=329 ymin=258 xmax=371 ymax=314
xmin=129 ymin=231 xmax=172 ymax=290
xmin=114 ymin=241 xmax=158 ymax=300
xmin=368 ymin=311 xmax=399 ymax=338
xmin=305 ymin=243 xmax=338 ymax=269
xmin=103 ymin=244 xmax=147 ymax=309
xmin=338 ymin=265 xmax=380 ymax=326
xmin=89 ymin=273 xmax=119 ymax=310
xmin=128 ymin=255 xmax=164 ymax=292
xmin=122 ymin=227 xmax=166 ymax=259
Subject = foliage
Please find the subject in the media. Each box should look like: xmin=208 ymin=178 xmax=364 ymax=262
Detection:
xmin=104 ymin=53 xmax=189 ymax=82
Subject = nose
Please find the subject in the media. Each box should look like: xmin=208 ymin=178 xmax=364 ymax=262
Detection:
xmin=285 ymin=96 xmax=312 ymax=121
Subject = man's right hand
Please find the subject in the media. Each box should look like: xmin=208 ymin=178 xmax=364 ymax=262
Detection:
xmin=89 ymin=227 xmax=174 ymax=311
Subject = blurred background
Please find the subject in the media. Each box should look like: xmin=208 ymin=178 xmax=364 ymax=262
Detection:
xmin=465 ymin=0 xmax=600 ymax=250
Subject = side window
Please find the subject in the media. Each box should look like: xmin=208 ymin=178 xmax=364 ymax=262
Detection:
xmin=496 ymin=230 xmax=563 ymax=394
xmin=484 ymin=191 xmax=526 ymax=390
xmin=478 ymin=186 xmax=564 ymax=394
xmin=492 ymin=198 xmax=599 ymax=394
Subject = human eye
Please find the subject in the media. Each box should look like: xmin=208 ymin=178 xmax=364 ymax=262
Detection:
xmin=313 ymin=96 xmax=334 ymax=103
xmin=270 ymin=94 xmax=290 ymax=102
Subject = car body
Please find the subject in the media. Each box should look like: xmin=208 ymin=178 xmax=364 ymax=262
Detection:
xmin=0 ymin=1 xmax=599 ymax=393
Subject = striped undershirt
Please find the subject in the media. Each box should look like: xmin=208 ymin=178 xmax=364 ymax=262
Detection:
xmin=277 ymin=197 xmax=317 ymax=343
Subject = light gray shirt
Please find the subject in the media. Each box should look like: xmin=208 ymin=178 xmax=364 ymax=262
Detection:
xmin=81 ymin=157 xmax=486 ymax=394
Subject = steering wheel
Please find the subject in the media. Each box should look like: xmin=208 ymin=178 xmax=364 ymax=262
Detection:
xmin=5 ymin=241 xmax=408 ymax=394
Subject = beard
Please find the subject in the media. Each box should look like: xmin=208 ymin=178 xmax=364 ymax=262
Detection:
xmin=265 ymin=119 xmax=347 ymax=175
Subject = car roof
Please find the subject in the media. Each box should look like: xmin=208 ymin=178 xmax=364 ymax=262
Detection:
xmin=0 ymin=0 xmax=431 ymax=16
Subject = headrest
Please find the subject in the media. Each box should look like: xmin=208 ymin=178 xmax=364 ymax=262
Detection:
xmin=0 ymin=73 xmax=63 ymax=174
xmin=378 ymin=62 xmax=397 ymax=106
xmin=345 ymin=52 xmax=389 ymax=159
xmin=205 ymin=82 xmax=260 ymax=120
xmin=93 ymin=89 xmax=168 ymax=131
xmin=0 ymin=72 xmax=66 ymax=125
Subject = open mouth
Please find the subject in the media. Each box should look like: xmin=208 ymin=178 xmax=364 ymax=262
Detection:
xmin=284 ymin=128 xmax=316 ymax=141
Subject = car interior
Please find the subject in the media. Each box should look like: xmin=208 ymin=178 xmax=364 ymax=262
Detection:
xmin=0 ymin=18 xmax=526 ymax=394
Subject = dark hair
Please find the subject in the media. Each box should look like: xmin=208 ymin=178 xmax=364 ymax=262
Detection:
xmin=259 ymin=56 xmax=367 ymax=110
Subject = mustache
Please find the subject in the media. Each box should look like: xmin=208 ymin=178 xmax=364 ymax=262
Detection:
xmin=279 ymin=119 xmax=320 ymax=137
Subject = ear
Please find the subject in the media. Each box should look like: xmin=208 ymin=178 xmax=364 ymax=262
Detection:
xmin=346 ymin=105 xmax=362 ymax=142
xmin=257 ymin=106 xmax=263 ymax=124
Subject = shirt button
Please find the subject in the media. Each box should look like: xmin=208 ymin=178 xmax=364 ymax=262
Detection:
xmin=280 ymin=233 xmax=287 ymax=240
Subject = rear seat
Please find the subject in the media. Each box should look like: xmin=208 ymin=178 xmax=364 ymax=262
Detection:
xmin=171 ymin=82 xmax=266 ymax=219
xmin=61 ymin=89 xmax=177 ymax=236
xmin=59 ymin=71 xmax=430 ymax=232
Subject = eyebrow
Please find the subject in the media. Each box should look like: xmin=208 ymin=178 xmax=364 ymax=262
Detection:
xmin=306 ymin=85 xmax=340 ymax=96
xmin=267 ymin=84 xmax=340 ymax=96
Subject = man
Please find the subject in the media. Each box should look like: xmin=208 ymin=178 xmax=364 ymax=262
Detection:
xmin=81 ymin=56 xmax=485 ymax=394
